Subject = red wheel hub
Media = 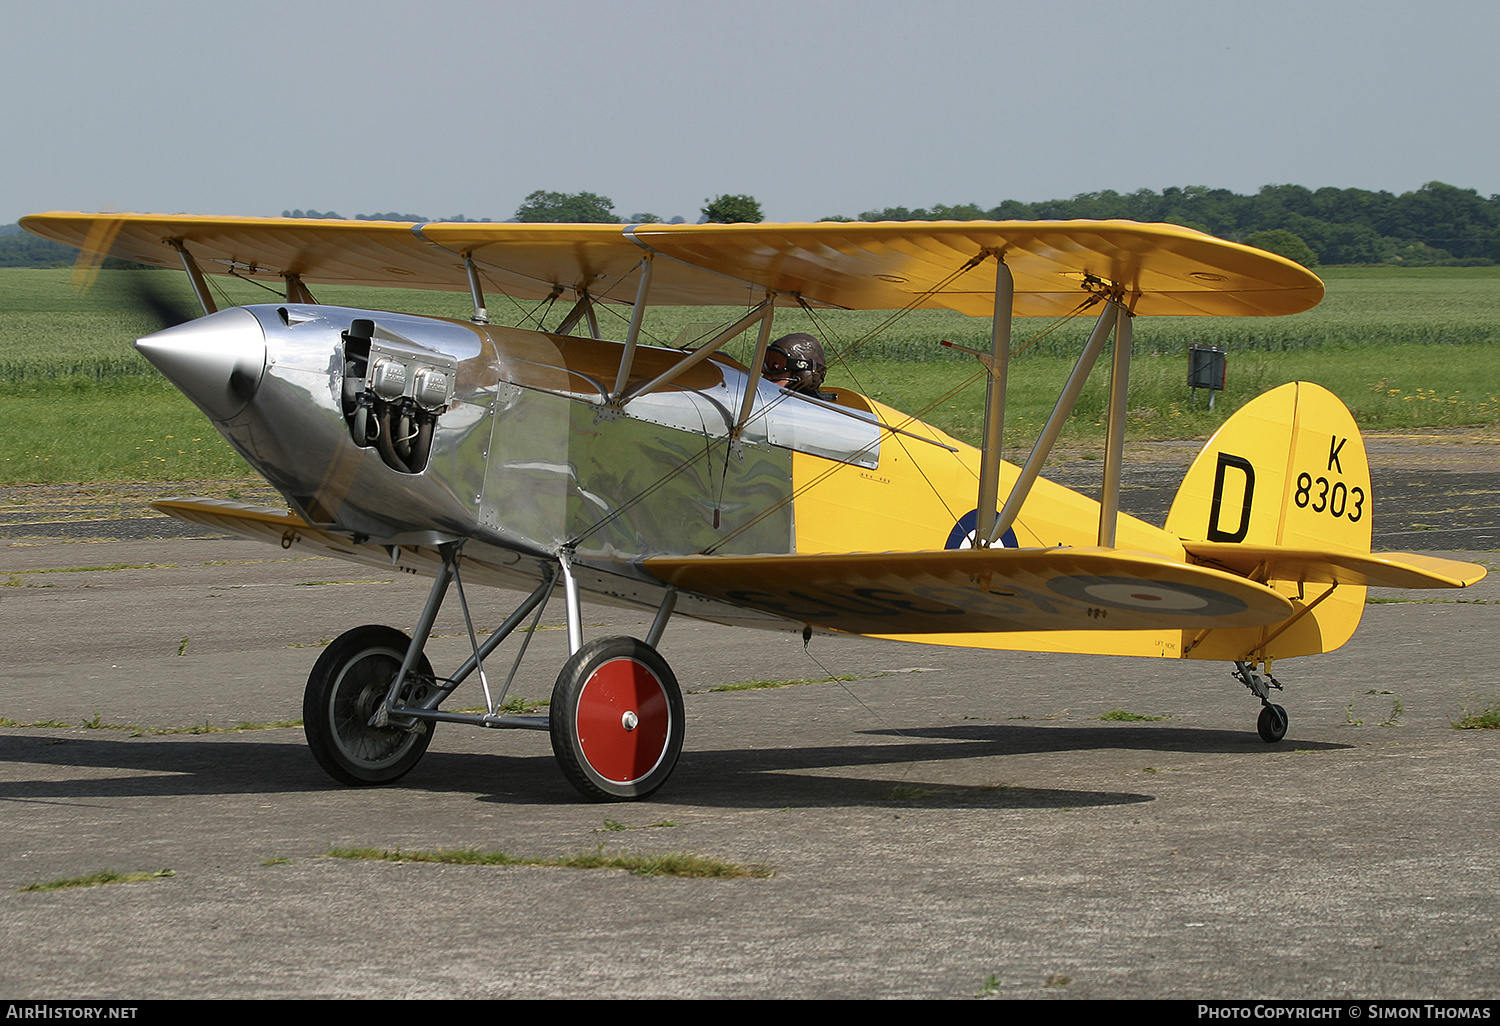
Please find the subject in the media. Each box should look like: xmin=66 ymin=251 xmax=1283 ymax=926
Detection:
xmin=576 ymin=657 xmax=672 ymax=783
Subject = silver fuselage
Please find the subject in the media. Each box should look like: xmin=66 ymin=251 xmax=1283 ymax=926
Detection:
xmin=138 ymin=304 xmax=881 ymax=597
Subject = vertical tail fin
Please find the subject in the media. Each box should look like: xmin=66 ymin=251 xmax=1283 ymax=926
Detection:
xmin=1166 ymin=382 xmax=1371 ymax=660
xmin=1167 ymin=382 xmax=1372 ymax=553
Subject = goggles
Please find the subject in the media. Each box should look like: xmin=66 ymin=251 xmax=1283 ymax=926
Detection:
xmin=763 ymin=349 xmax=818 ymax=375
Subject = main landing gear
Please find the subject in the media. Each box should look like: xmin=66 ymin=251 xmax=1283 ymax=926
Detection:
xmin=550 ymin=637 xmax=684 ymax=801
xmin=1233 ymin=660 xmax=1288 ymax=743
xmin=299 ymin=545 xmax=685 ymax=801
xmin=304 ymin=625 xmax=436 ymax=785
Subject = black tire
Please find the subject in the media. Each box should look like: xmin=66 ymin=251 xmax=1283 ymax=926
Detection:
xmin=1257 ymin=703 xmax=1289 ymax=743
xmin=550 ymin=637 xmax=684 ymax=802
xmin=304 ymin=625 xmax=435 ymax=785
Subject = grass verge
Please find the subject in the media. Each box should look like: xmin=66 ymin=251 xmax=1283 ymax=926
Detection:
xmin=1452 ymin=699 xmax=1500 ymax=729
xmin=17 ymin=868 xmax=174 ymax=892
xmin=2 ymin=266 xmax=1497 ymax=484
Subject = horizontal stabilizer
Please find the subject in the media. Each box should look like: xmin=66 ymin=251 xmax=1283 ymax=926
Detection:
xmin=644 ymin=547 xmax=1294 ymax=635
xmin=1183 ymin=543 xmax=1488 ymax=589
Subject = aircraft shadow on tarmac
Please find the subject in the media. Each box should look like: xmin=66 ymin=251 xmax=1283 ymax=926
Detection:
xmin=0 ymin=722 xmax=1348 ymax=812
xmin=634 ymin=723 xmax=1348 ymax=810
xmin=859 ymin=721 xmax=1348 ymax=753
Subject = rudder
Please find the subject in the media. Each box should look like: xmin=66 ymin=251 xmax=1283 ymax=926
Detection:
xmin=1166 ymin=382 xmax=1371 ymax=660
xmin=1168 ymin=382 xmax=1372 ymax=553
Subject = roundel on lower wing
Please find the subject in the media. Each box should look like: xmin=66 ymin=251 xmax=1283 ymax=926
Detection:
xmin=1046 ymin=575 xmax=1249 ymax=617
xmin=945 ymin=510 xmax=1017 ymax=550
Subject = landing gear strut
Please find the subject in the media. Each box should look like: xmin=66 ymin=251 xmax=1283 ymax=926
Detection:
xmin=299 ymin=544 xmax=686 ymax=801
xmin=1234 ymin=660 xmax=1288 ymax=743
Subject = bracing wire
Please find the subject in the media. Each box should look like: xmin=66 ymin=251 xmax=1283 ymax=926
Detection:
xmin=511 ymin=250 xmax=1107 ymax=560
xmin=695 ymin=289 xmax=1103 ymax=553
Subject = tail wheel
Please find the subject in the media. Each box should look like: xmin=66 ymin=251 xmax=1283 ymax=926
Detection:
xmin=1257 ymin=703 xmax=1289 ymax=743
xmin=304 ymin=625 xmax=435 ymax=785
xmin=550 ymin=637 xmax=684 ymax=802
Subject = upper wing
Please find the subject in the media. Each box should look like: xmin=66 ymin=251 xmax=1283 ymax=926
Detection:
xmin=20 ymin=212 xmax=1322 ymax=318
xmin=643 ymin=547 xmax=1294 ymax=635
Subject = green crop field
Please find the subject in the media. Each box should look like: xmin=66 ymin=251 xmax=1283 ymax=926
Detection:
xmin=1 ymin=265 xmax=1497 ymax=486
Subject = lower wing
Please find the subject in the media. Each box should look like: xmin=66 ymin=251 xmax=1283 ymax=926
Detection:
xmin=643 ymin=547 xmax=1294 ymax=635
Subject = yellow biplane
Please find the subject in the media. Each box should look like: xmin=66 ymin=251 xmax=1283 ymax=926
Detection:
xmin=20 ymin=212 xmax=1487 ymax=800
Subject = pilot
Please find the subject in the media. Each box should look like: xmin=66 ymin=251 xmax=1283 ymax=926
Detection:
xmin=762 ymin=333 xmax=829 ymax=398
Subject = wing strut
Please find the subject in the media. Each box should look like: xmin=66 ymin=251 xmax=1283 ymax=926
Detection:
xmin=167 ymin=240 xmax=217 ymax=316
xmin=609 ymin=254 xmax=655 ymax=403
xmin=987 ymin=296 xmax=1127 ymax=546
xmin=463 ymin=254 xmax=489 ymax=324
xmin=554 ymin=289 xmax=601 ymax=338
xmin=734 ymin=301 xmax=779 ymax=436
xmin=621 ymin=293 xmax=776 ymax=403
xmin=975 ymin=256 xmax=1013 ymax=547
xmin=1098 ymin=303 xmax=1134 ymax=546
xmin=282 ymin=273 xmax=316 ymax=305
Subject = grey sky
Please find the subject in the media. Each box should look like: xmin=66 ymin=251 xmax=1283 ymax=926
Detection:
xmin=6 ymin=0 xmax=1498 ymax=227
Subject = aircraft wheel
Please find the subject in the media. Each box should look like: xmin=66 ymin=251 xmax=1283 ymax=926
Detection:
xmin=304 ymin=625 xmax=435 ymax=785
xmin=1257 ymin=703 xmax=1289 ymax=743
xmin=550 ymin=637 xmax=684 ymax=802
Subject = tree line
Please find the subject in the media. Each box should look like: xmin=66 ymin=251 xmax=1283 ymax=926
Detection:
xmin=843 ymin=181 xmax=1500 ymax=267
xmin=4 ymin=183 xmax=1496 ymax=267
xmin=275 ymin=193 xmax=766 ymax=227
